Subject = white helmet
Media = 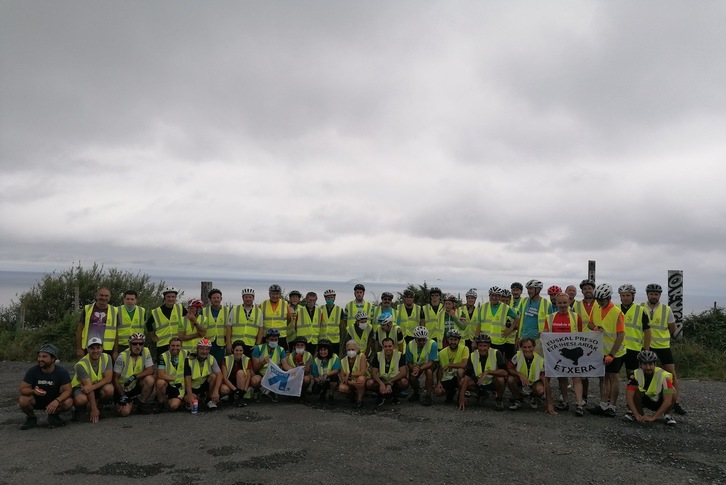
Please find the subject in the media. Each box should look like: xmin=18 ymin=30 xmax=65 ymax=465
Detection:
xmin=465 ymin=288 xmax=478 ymax=298
xmin=241 ymin=288 xmax=255 ymax=296
xmin=413 ymin=326 xmax=429 ymax=339
xmin=355 ymin=311 xmax=368 ymax=321
xmin=594 ymin=284 xmax=613 ymax=300
xmin=618 ymin=284 xmax=637 ymax=294
xmin=525 ymin=280 xmax=543 ymax=289
xmin=163 ymin=286 xmax=179 ymax=295
xmin=378 ymin=314 xmax=394 ymax=326
xmin=323 ymin=289 xmax=336 ymax=297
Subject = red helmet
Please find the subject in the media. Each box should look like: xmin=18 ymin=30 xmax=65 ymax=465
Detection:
xmin=547 ymin=285 xmax=562 ymax=296
xmin=187 ymin=298 xmax=204 ymax=308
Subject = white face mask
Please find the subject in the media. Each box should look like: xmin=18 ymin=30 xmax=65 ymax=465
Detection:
xmin=295 ymin=347 xmax=305 ymax=355
xmin=347 ymin=350 xmax=357 ymax=359
xmin=358 ymin=322 xmax=368 ymax=330
xmin=268 ymin=341 xmax=278 ymax=349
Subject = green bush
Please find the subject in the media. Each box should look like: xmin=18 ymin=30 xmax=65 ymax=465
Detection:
xmin=672 ymin=340 xmax=726 ymax=381
xmin=681 ymin=306 xmax=726 ymax=348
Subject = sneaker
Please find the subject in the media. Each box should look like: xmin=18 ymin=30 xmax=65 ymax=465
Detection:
xmin=408 ymin=393 xmax=420 ymax=402
xmin=508 ymin=400 xmax=523 ymax=411
xmin=253 ymin=391 xmax=261 ymax=403
xmin=244 ymin=389 xmax=254 ymax=399
xmin=555 ymin=400 xmax=569 ymax=411
xmin=47 ymin=414 xmax=66 ymax=428
xmin=604 ymin=407 xmax=616 ymax=418
xmin=495 ymin=398 xmax=504 ymax=411
xmin=464 ymin=391 xmax=472 ymax=398
xmin=376 ymin=395 xmax=385 ymax=407
xmin=206 ymin=401 xmax=218 ymax=410
xmin=587 ymin=406 xmax=605 ymax=416
xmin=673 ymin=403 xmax=687 ymax=416
xmin=530 ymin=397 xmax=540 ymax=409
xmin=20 ymin=417 xmax=37 ymax=430
xmin=575 ymin=405 xmax=584 ymax=417
xmin=235 ymin=396 xmax=247 ymax=408
xmin=356 ymin=400 xmax=364 ymax=409
xmin=422 ymin=395 xmax=432 ymax=407
xmin=622 ymin=411 xmax=635 ymax=422
xmin=270 ymin=393 xmax=279 ymax=403
xmin=391 ymin=396 xmax=400 ymax=405
xmin=664 ymin=414 xmax=676 ymax=426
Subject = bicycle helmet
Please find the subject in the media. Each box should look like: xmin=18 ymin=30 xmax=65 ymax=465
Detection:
xmin=447 ymin=329 xmax=462 ymax=339
xmin=636 ymin=350 xmax=658 ymax=364
xmin=241 ymin=288 xmax=255 ymax=296
xmin=162 ymin=286 xmax=179 ymax=295
xmin=292 ymin=336 xmax=308 ymax=345
xmin=289 ymin=290 xmax=302 ymax=298
xmin=381 ymin=292 xmax=394 ymax=300
xmin=501 ymin=289 xmax=512 ymax=298
xmin=354 ymin=284 xmax=365 ymax=291
xmin=547 ymin=285 xmax=562 ymax=296
xmin=378 ymin=314 xmax=393 ymax=326
xmin=645 ymin=283 xmax=662 ymax=293
xmin=475 ymin=334 xmax=492 ymax=344
xmin=323 ymin=289 xmax=336 ymax=297
xmin=355 ymin=311 xmax=368 ymax=321
xmin=413 ymin=326 xmax=429 ymax=339
xmin=402 ymin=289 xmax=415 ymax=298
xmin=510 ymin=282 xmax=523 ymax=290
xmin=525 ymin=279 xmax=543 ymax=289
xmin=465 ymin=288 xmax=478 ymax=298
xmin=580 ymin=279 xmax=596 ymax=289
xmin=197 ymin=338 xmax=213 ymax=348
xmin=317 ymin=338 xmax=332 ymax=351
xmin=618 ymin=284 xmax=637 ymax=294
xmin=268 ymin=284 xmax=282 ymax=293
xmin=266 ymin=328 xmax=280 ymax=337
xmin=594 ymin=284 xmax=613 ymax=300
xmin=488 ymin=286 xmax=502 ymax=296
xmin=129 ymin=333 xmax=145 ymax=343
xmin=187 ymin=298 xmax=204 ymax=308
xmin=444 ymin=293 xmax=457 ymax=302
xmin=429 ymin=287 xmax=442 ymax=296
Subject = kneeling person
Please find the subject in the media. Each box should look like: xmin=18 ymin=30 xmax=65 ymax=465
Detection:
xmin=18 ymin=344 xmax=73 ymax=430
xmin=220 ymin=340 xmax=252 ymax=407
xmin=506 ymin=337 xmax=548 ymax=411
xmin=434 ymin=329 xmax=469 ymax=404
xmin=311 ymin=339 xmax=341 ymax=403
xmin=72 ymin=337 xmax=114 ymax=423
xmin=113 ymin=333 xmax=155 ymax=417
xmin=367 ymin=337 xmax=409 ymax=406
xmin=184 ymin=338 xmax=223 ymax=411
xmin=625 ymin=350 xmax=676 ymax=425
xmin=286 ymin=337 xmax=313 ymax=399
xmin=155 ymin=337 xmax=187 ymax=411
xmin=458 ymin=334 xmax=507 ymax=411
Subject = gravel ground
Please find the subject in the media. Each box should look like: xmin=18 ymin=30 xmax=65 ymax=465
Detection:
xmin=1 ymin=360 xmax=724 ymax=485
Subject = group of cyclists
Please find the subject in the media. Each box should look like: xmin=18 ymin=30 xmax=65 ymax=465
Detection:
xmin=18 ymin=278 xmax=684 ymax=430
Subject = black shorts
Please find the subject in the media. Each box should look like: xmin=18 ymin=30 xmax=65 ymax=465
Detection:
xmin=605 ymin=356 xmax=624 ymax=374
xmin=166 ymin=384 xmax=182 ymax=399
xmin=623 ymin=349 xmax=640 ymax=373
xmin=491 ymin=343 xmax=516 ymax=360
xmin=641 ymin=393 xmax=665 ymax=412
xmin=441 ymin=379 xmax=458 ymax=393
xmin=192 ymin=380 xmax=210 ymax=396
xmin=114 ymin=380 xmax=143 ymax=403
xmin=32 ymin=395 xmax=57 ymax=410
xmin=652 ymin=347 xmax=674 ymax=366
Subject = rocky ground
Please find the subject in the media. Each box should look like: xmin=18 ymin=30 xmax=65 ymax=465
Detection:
xmin=1 ymin=360 xmax=724 ymax=485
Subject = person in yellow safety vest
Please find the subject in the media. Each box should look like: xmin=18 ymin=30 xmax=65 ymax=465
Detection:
xmin=374 ymin=314 xmax=404 ymax=353
xmin=343 ymin=284 xmax=373 ymax=339
xmin=367 ymin=337 xmax=409 ymax=406
xmin=458 ymin=334 xmax=507 ymax=411
xmin=76 ymin=287 xmax=119 ymax=360
xmin=434 ymin=329 xmax=469 ymax=404
xmin=250 ymin=329 xmax=291 ymax=403
xmin=227 ymin=288 xmax=264 ymax=357
xmin=547 ymin=285 xmax=562 ymax=309
xmin=184 ymin=338 xmax=223 ymax=411
xmin=146 ymin=287 xmax=186 ymax=358
xmin=624 ymin=350 xmax=676 ymax=425
xmin=338 ymin=340 xmax=368 ymax=408
xmin=643 ymin=283 xmax=686 ymax=416
xmin=500 ymin=288 xmax=512 ymax=307
xmin=113 ymin=333 xmax=155 ymax=417
xmin=542 ymin=293 xmax=585 ymax=416
xmin=477 ymin=287 xmax=520 ymax=360
xmin=370 ymin=292 xmax=397 ymax=332
xmin=319 ymin=289 xmax=343 ymax=353
xmin=420 ymin=287 xmax=446 ymax=343
xmin=457 ymin=289 xmax=479 ymax=347
xmin=506 ymin=337 xmax=548 ymax=412
xmin=286 ymin=290 xmax=302 ymax=348
xmin=574 ymin=279 xmax=597 ymax=327
xmin=311 ymin=339 xmax=341 ymax=403
xmin=71 ymin=337 xmax=114 ymax=424
xmin=259 ymin=284 xmax=292 ymax=351
xmin=509 ymin=282 xmax=525 ymax=316
xmin=203 ymin=288 xmax=230 ymax=363
xmin=295 ymin=292 xmax=321 ymax=354
xmin=442 ymin=293 xmax=462 ymax=343
xmin=178 ymin=298 xmax=206 ymax=352
xmin=586 ymin=284 xmax=625 ymax=418
xmin=346 ymin=311 xmax=375 ymax=357
xmin=155 ymin=337 xmax=188 ymax=411
xmin=617 ymin=284 xmax=652 ymax=378
xmin=219 ymin=340 xmax=252 ymax=407
xmin=285 ymin=337 xmax=313 ymax=401
xmin=397 ymin=289 xmax=422 ymax=345
xmin=117 ymin=289 xmax=147 ymax=354
xmin=406 ymin=326 xmax=439 ymax=406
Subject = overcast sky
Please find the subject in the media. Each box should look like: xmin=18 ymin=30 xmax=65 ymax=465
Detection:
xmin=1 ymin=1 xmax=725 ymax=297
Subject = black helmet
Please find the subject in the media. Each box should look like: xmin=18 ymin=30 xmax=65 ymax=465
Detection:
xmin=289 ymin=290 xmax=302 ymax=298
xmin=402 ymin=289 xmax=415 ymax=298
xmin=645 ymin=283 xmax=663 ymax=293
xmin=510 ymin=282 xmax=523 ymax=290
xmin=429 ymin=287 xmax=442 ymax=296
xmin=381 ymin=292 xmax=394 ymax=300
xmin=269 ymin=284 xmax=282 ymax=293
xmin=580 ymin=279 xmax=596 ymax=289
xmin=354 ymin=284 xmax=365 ymax=291
xmin=475 ymin=334 xmax=492 ymax=344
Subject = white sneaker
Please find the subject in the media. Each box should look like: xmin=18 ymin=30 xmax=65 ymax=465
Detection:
xmin=207 ymin=401 xmax=218 ymax=410
xmin=664 ymin=414 xmax=676 ymax=426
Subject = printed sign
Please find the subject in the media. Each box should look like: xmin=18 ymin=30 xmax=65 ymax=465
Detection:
xmin=261 ymin=362 xmax=305 ymax=397
xmin=540 ymin=332 xmax=605 ymax=378
xmin=668 ymin=270 xmax=684 ymax=339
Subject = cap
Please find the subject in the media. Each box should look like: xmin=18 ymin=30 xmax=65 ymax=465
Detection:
xmin=38 ymin=344 xmax=59 ymax=358
xmin=86 ymin=337 xmax=103 ymax=348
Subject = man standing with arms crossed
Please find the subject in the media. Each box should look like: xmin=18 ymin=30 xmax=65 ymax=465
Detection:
xmin=117 ymin=289 xmax=146 ymax=354
xmin=77 ymin=287 xmax=119 ymax=359
xmin=319 ymin=289 xmax=343 ymax=354
xmin=227 ymin=288 xmax=263 ymax=357
xmin=398 ymin=289 xmax=421 ymax=345
xmin=146 ymin=287 xmax=185 ymax=359
xmin=203 ymin=288 xmax=230 ymax=364
xmin=420 ymin=287 xmax=445 ymax=343
xmin=259 ymin=284 xmax=291 ymax=351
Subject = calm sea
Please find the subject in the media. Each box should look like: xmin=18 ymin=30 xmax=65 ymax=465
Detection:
xmin=0 ymin=270 xmax=720 ymax=314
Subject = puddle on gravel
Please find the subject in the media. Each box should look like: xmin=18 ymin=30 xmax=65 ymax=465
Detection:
xmin=58 ymin=462 xmax=174 ymax=478
xmin=227 ymin=411 xmax=272 ymax=422
xmin=217 ymin=450 xmax=307 ymax=471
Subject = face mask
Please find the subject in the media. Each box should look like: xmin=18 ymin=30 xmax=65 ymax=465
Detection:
xmin=325 ymin=299 xmax=334 ymax=305
xmin=268 ymin=341 xmax=278 ymax=349
xmin=358 ymin=322 xmax=368 ymax=330
xmin=347 ymin=350 xmax=357 ymax=359
xmin=306 ymin=302 xmax=315 ymax=309
xmin=295 ymin=347 xmax=305 ymax=355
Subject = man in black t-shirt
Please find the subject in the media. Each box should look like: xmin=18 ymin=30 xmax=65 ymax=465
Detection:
xmin=18 ymin=344 xmax=73 ymax=430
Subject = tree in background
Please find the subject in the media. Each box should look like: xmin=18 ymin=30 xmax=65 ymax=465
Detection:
xmin=0 ymin=262 xmax=167 ymax=360
xmin=395 ymin=282 xmax=462 ymax=306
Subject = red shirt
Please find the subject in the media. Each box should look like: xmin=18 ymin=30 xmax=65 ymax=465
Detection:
xmin=549 ymin=312 xmax=583 ymax=333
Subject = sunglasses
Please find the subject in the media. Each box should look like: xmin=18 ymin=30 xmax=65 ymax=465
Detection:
xmin=131 ymin=342 xmax=144 ymax=346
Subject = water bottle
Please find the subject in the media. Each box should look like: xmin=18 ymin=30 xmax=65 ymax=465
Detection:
xmin=191 ymin=399 xmax=199 ymax=414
